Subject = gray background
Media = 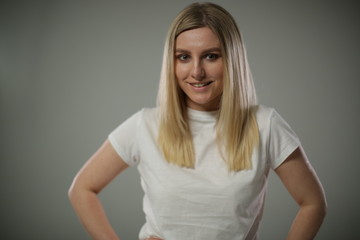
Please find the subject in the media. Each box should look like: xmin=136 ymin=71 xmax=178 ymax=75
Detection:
xmin=1 ymin=0 xmax=359 ymax=239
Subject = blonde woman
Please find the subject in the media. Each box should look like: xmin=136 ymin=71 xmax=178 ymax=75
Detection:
xmin=69 ymin=3 xmax=326 ymax=240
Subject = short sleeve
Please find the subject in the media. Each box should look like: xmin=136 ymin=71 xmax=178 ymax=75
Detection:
xmin=268 ymin=110 xmax=301 ymax=169
xmin=108 ymin=110 xmax=143 ymax=167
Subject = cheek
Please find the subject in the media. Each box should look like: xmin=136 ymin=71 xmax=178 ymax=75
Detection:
xmin=175 ymin=64 xmax=189 ymax=81
xmin=206 ymin=62 xmax=223 ymax=79
xmin=215 ymin=63 xmax=224 ymax=78
xmin=175 ymin=66 xmax=184 ymax=88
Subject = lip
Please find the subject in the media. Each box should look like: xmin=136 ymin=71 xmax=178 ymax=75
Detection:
xmin=187 ymin=81 xmax=214 ymax=90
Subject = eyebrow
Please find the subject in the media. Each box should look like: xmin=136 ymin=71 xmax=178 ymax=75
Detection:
xmin=175 ymin=47 xmax=221 ymax=54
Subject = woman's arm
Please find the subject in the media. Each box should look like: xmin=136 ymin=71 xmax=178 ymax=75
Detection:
xmin=275 ymin=147 xmax=327 ymax=240
xmin=68 ymin=140 xmax=129 ymax=240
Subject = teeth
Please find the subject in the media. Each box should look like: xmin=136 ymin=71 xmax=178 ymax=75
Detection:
xmin=191 ymin=82 xmax=210 ymax=87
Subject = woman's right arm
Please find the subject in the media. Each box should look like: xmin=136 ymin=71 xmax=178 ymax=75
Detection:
xmin=68 ymin=139 xmax=129 ymax=240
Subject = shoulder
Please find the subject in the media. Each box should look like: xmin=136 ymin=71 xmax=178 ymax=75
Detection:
xmin=123 ymin=107 xmax=159 ymax=122
xmin=255 ymin=104 xmax=300 ymax=146
xmin=134 ymin=107 xmax=161 ymax=131
xmin=255 ymin=104 xmax=275 ymax=117
xmin=141 ymin=107 xmax=160 ymax=121
xmin=255 ymin=104 xmax=296 ymax=139
xmin=108 ymin=107 xmax=159 ymax=146
xmin=110 ymin=107 xmax=159 ymax=134
xmin=255 ymin=104 xmax=277 ymax=130
xmin=142 ymin=107 xmax=159 ymax=116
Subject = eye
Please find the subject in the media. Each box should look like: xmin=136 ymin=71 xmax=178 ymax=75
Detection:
xmin=176 ymin=54 xmax=190 ymax=61
xmin=205 ymin=53 xmax=219 ymax=61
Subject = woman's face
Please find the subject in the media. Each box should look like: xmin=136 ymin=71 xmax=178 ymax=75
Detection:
xmin=175 ymin=27 xmax=223 ymax=111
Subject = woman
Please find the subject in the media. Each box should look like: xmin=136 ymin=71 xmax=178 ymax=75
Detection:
xmin=68 ymin=3 xmax=327 ymax=240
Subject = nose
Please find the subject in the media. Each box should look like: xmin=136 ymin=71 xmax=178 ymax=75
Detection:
xmin=191 ymin=61 xmax=205 ymax=81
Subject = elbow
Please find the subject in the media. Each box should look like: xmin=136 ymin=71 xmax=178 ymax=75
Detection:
xmin=308 ymin=198 xmax=328 ymax=221
xmin=67 ymin=176 xmax=84 ymax=203
xmin=299 ymin=196 xmax=328 ymax=222
xmin=318 ymin=191 xmax=328 ymax=219
xmin=68 ymin=179 xmax=77 ymax=203
xmin=314 ymin=202 xmax=327 ymax=222
xmin=316 ymin=201 xmax=328 ymax=226
xmin=320 ymin=199 xmax=328 ymax=219
xmin=67 ymin=177 xmax=98 ymax=205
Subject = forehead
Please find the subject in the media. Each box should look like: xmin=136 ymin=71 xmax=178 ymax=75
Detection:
xmin=175 ymin=27 xmax=220 ymax=49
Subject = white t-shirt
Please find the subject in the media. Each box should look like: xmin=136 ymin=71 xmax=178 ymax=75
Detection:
xmin=108 ymin=105 xmax=300 ymax=240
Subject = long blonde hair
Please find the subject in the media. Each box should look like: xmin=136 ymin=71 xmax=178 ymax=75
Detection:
xmin=157 ymin=2 xmax=259 ymax=171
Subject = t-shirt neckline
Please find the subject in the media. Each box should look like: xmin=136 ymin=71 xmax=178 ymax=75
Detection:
xmin=187 ymin=108 xmax=218 ymax=122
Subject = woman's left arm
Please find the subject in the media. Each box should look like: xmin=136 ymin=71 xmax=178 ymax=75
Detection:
xmin=275 ymin=146 xmax=327 ymax=240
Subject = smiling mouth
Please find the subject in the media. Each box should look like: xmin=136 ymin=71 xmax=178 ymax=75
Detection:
xmin=189 ymin=81 xmax=213 ymax=88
